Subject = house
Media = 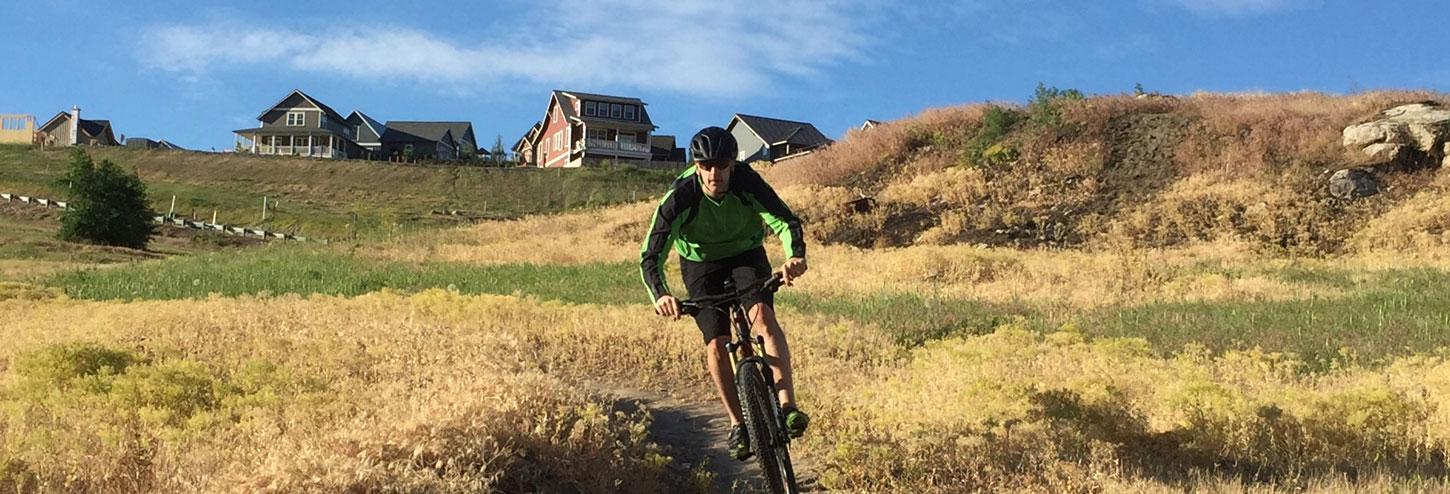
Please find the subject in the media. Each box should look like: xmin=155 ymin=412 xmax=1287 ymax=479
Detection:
xmin=37 ymin=106 xmax=120 ymax=147
xmin=650 ymin=135 xmax=685 ymax=162
xmin=380 ymin=122 xmax=467 ymax=161
xmin=513 ymin=120 xmax=543 ymax=166
xmin=726 ymin=114 xmax=833 ymax=163
xmin=860 ymin=119 xmax=882 ymax=131
xmin=125 ymin=137 xmax=184 ymax=150
xmin=0 ymin=114 xmax=35 ymax=144
xmin=526 ymin=90 xmax=658 ymax=168
xmin=345 ymin=110 xmax=385 ymax=159
xmin=233 ymin=90 xmax=365 ymax=159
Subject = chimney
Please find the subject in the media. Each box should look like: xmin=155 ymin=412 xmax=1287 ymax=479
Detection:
xmin=69 ymin=105 xmax=80 ymax=146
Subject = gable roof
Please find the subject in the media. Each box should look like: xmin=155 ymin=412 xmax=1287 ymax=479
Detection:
xmin=553 ymin=90 xmax=656 ymax=128
xmin=78 ymin=119 xmax=111 ymax=138
xmin=381 ymin=122 xmax=458 ymax=146
xmin=513 ymin=120 xmax=543 ymax=152
xmin=346 ymin=110 xmax=385 ymax=138
xmin=257 ymin=89 xmax=346 ymax=123
xmin=729 ymin=114 xmax=833 ymax=149
xmin=38 ymin=111 xmax=117 ymax=143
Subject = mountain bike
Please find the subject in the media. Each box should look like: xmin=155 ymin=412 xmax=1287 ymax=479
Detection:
xmin=681 ymin=273 xmax=798 ymax=494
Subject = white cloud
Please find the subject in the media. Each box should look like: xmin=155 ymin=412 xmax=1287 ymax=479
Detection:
xmin=1166 ymin=0 xmax=1310 ymax=16
xmin=138 ymin=0 xmax=874 ymax=97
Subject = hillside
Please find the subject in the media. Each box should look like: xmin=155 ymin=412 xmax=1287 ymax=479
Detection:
xmin=7 ymin=91 xmax=1450 ymax=493
xmin=0 ymin=146 xmax=678 ymax=240
xmin=764 ymin=90 xmax=1450 ymax=256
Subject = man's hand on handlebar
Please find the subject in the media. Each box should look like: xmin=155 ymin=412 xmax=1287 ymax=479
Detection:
xmin=654 ymin=294 xmax=682 ymax=320
xmin=780 ymin=257 xmax=808 ymax=286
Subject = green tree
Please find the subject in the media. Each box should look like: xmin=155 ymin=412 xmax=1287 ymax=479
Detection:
xmin=57 ymin=149 xmax=156 ymax=249
xmin=1027 ymin=82 xmax=1085 ymax=128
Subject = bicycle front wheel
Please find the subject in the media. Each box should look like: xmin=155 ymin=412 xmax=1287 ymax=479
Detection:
xmin=736 ymin=360 xmax=797 ymax=494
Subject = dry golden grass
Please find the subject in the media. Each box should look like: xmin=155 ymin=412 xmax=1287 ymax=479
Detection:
xmin=360 ymin=202 xmax=654 ymax=265
xmin=10 ymin=90 xmax=1450 ymax=493
xmin=0 ymin=292 xmax=702 ymax=492
xmin=11 ymin=288 xmax=1449 ymax=493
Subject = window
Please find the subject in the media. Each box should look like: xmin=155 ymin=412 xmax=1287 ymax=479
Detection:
xmin=286 ymin=112 xmax=305 ymax=126
xmin=618 ymin=132 xmax=635 ymax=143
xmin=624 ymin=105 xmax=636 ymax=121
xmin=585 ymin=101 xmax=596 ymax=117
xmin=354 ymin=125 xmax=362 ymax=138
xmin=587 ymin=128 xmax=608 ymax=140
xmin=610 ymin=104 xmax=622 ymax=119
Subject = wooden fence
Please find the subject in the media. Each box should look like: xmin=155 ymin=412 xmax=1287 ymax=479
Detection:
xmin=2 ymin=192 xmax=318 ymax=243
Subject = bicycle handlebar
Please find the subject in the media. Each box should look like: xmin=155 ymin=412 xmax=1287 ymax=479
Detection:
xmin=679 ymin=273 xmax=785 ymax=317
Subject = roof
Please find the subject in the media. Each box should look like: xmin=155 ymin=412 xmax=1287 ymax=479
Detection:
xmin=78 ymin=119 xmax=110 ymax=137
xmin=346 ymin=110 xmax=385 ymax=138
xmin=232 ymin=127 xmax=354 ymax=138
xmin=382 ymin=121 xmax=463 ymax=145
xmin=650 ymin=135 xmax=676 ymax=149
xmin=38 ymin=111 xmax=109 ymax=135
xmin=256 ymin=89 xmax=347 ymax=123
xmin=513 ymin=120 xmax=543 ymax=152
xmin=730 ymin=114 xmax=833 ymax=148
xmin=552 ymin=90 xmax=656 ymax=128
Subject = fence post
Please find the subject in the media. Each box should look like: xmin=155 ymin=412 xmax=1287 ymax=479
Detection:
xmin=168 ymin=195 xmax=176 ymax=218
xmin=261 ymin=195 xmax=268 ymax=221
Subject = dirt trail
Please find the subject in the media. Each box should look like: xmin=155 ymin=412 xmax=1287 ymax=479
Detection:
xmin=604 ymin=386 xmax=821 ymax=493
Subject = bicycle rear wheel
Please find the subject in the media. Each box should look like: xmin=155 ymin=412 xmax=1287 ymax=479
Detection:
xmin=736 ymin=360 xmax=797 ymax=494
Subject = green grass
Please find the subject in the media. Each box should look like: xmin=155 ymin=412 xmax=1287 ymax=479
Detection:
xmin=49 ymin=245 xmax=649 ymax=305
xmin=44 ymin=245 xmax=1029 ymax=348
xmin=777 ymin=291 xmax=1028 ymax=346
xmin=0 ymin=145 xmax=678 ymax=239
xmin=1082 ymin=268 xmax=1450 ymax=366
xmin=45 ymin=240 xmax=1450 ymax=364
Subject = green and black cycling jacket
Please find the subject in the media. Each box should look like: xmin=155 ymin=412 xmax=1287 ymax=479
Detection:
xmin=639 ymin=164 xmax=806 ymax=302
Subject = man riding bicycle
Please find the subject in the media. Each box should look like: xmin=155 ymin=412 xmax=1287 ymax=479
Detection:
xmin=640 ymin=126 xmax=810 ymax=460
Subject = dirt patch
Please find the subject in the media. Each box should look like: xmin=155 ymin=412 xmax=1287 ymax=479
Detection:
xmin=601 ymin=385 xmax=822 ymax=493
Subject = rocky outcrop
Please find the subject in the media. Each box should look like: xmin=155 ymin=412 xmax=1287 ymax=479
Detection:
xmin=1342 ymin=103 xmax=1450 ymax=170
xmin=1328 ymin=168 xmax=1378 ymax=200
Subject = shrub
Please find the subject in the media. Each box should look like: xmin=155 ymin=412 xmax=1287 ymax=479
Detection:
xmin=1027 ymin=83 xmax=1085 ymax=129
xmin=57 ymin=149 xmax=156 ymax=249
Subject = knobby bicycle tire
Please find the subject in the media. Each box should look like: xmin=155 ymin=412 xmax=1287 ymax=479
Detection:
xmin=736 ymin=360 xmax=797 ymax=494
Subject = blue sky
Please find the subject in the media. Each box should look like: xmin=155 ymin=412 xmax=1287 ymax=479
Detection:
xmin=1 ymin=0 xmax=1445 ymax=151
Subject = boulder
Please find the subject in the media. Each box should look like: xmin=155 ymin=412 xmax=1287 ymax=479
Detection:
xmin=1328 ymin=168 xmax=1378 ymax=200
xmin=1361 ymin=142 xmax=1406 ymax=162
xmin=1342 ymin=121 xmax=1402 ymax=149
xmin=1342 ymin=103 xmax=1450 ymax=166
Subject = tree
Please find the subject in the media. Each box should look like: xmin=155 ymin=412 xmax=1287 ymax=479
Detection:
xmin=57 ymin=149 xmax=156 ymax=249
xmin=490 ymin=134 xmax=507 ymax=166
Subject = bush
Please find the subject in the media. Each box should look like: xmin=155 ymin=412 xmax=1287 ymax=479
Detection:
xmin=1028 ymin=83 xmax=1085 ymax=128
xmin=57 ymin=149 xmax=156 ymax=249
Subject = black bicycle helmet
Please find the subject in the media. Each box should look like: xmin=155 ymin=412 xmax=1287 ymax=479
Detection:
xmin=689 ymin=126 xmax=738 ymax=164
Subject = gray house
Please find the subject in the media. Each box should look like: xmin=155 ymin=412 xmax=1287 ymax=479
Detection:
xmin=125 ymin=137 xmax=183 ymax=150
xmin=345 ymin=110 xmax=385 ymax=159
xmin=725 ymin=114 xmax=833 ymax=163
xmin=381 ymin=122 xmax=460 ymax=161
xmin=233 ymin=90 xmax=365 ymax=159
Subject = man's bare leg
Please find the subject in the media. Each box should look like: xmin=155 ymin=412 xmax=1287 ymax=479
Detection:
xmin=707 ymin=336 xmax=744 ymax=424
xmin=749 ymin=303 xmax=795 ymax=407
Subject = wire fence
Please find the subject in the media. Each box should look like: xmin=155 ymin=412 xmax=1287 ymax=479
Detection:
xmin=2 ymin=192 xmax=318 ymax=243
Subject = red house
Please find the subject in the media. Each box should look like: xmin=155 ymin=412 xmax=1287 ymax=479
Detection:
xmin=520 ymin=90 xmax=657 ymax=168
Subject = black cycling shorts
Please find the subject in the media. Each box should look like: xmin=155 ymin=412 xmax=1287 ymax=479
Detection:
xmin=681 ymin=247 xmax=774 ymax=343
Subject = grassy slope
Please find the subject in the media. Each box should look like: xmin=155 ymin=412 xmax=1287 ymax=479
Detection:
xmin=764 ymin=90 xmax=1450 ymax=255
xmin=0 ymin=145 xmax=677 ymax=239
xmin=9 ymin=91 xmax=1450 ymax=492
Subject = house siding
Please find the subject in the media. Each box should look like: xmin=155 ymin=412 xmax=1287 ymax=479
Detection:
xmin=540 ymin=98 xmax=572 ymax=168
xmin=730 ymin=123 xmax=769 ymax=163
